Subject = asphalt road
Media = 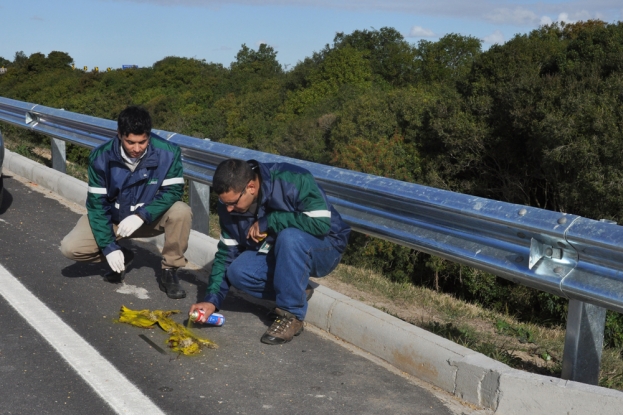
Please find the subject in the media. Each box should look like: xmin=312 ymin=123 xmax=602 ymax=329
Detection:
xmin=0 ymin=172 xmax=470 ymax=415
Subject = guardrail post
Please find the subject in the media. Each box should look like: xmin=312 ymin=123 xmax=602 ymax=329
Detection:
xmin=561 ymin=299 xmax=606 ymax=385
xmin=51 ymin=138 xmax=66 ymax=173
xmin=189 ymin=180 xmax=210 ymax=235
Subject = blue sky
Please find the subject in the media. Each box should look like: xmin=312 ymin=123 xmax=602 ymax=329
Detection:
xmin=0 ymin=0 xmax=621 ymax=71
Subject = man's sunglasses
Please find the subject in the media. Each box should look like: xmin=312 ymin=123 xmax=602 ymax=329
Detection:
xmin=220 ymin=189 xmax=246 ymax=207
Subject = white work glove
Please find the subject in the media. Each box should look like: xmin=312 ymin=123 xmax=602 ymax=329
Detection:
xmin=106 ymin=250 xmax=125 ymax=274
xmin=116 ymin=215 xmax=144 ymax=238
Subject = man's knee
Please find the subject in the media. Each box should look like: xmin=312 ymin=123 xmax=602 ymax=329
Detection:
xmin=169 ymin=202 xmax=192 ymax=222
xmin=275 ymin=228 xmax=308 ymax=249
xmin=60 ymin=235 xmax=92 ymax=261
xmin=59 ymin=235 xmax=74 ymax=260
xmin=226 ymin=257 xmax=246 ymax=286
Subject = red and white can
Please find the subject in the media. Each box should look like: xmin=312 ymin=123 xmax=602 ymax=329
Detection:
xmin=189 ymin=310 xmax=225 ymax=326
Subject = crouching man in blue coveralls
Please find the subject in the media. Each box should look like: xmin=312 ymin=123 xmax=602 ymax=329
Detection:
xmin=61 ymin=106 xmax=192 ymax=299
xmin=189 ymin=158 xmax=351 ymax=344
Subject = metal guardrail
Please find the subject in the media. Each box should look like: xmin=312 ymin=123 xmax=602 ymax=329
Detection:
xmin=1 ymin=96 xmax=622 ymax=385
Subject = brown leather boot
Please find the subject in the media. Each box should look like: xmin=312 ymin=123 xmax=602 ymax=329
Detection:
xmin=261 ymin=308 xmax=304 ymax=345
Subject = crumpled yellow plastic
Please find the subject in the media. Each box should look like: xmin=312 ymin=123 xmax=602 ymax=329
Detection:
xmin=117 ymin=305 xmax=217 ymax=354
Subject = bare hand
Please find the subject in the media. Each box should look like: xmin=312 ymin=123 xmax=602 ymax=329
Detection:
xmin=189 ymin=302 xmax=216 ymax=323
xmin=247 ymin=221 xmax=267 ymax=243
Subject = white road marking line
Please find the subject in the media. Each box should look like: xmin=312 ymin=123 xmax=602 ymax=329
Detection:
xmin=0 ymin=263 xmax=166 ymax=415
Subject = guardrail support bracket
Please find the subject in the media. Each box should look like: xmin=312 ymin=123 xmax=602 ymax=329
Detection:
xmin=529 ymin=238 xmax=562 ymax=269
xmin=561 ymin=299 xmax=606 ymax=385
xmin=189 ymin=180 xmax=210 ymax=235
xmin=25 ymin=111 xmax=38 ymax=125
xmin=51 ymin=138 xmax=66 ymax=174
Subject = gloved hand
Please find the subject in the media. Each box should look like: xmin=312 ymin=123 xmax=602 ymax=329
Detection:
xmin=106 ymin=250 xmax=125 ymax=274
xmin=116 ymin=215 xmax=144 ymax=238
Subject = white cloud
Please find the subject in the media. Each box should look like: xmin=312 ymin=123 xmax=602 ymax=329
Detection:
xmin=408 ymin=26 xmax=435 ymax=38
xmin=485 ymin=7 xmax=540 ymax=26
xmin=540 ymin=15 xmax=553 ymax=25
xmin=558 ymin=12 xmax=572 ymax=23
xmin=557 ymin=10 xmax=593 ymax=24
xmin=483 ymin=30 xmax=504 ymax=45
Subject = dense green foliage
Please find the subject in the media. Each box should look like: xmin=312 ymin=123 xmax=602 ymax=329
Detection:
xmin=2 ymin=21 xmax=623 ymax=343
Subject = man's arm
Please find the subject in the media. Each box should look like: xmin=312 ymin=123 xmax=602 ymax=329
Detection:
xmin=202 ymin=240 xmax=233 ymax=310
xmin=258 ymin=170 xmax=332 ymax=237
xmin=86 ymin=150 xmax=119 ymax=256
xmin=202 ymin=213 xmax=241 ymax=310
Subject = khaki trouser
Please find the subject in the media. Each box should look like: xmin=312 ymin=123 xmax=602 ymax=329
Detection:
xmin=60 ymin=201 xmax=192 ymax=269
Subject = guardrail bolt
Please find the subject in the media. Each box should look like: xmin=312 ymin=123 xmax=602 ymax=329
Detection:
xmin=516 ymin=256 xmax=524 ymax=263
xmin=518 ymin=208 xmax=527 ymax=216
xmin=554 ymin=266 xmax=564 ymax=275
xmin=558 ymin=217 xmax=567 ymax=225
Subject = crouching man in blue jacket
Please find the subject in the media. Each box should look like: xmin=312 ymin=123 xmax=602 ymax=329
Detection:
xmin=61 ymin=106 xmax=191 ymax=299
xmin=189 ymin=158 xmax=351 ymax=344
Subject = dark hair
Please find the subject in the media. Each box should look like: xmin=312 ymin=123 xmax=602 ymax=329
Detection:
xmin=213 ymin=159 xmax=255 ymax=195
xmin=117 ymin=106 xmax=152 ymax=138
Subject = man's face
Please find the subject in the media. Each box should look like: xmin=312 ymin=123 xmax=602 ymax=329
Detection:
xmin=219 ymin=184 xmax=253 ymax=213
xmin=120 ymin=133 xmax=149 ymax=158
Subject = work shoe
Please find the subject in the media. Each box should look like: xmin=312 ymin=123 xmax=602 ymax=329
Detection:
xmin=158 ymin=267 xmax=186 ymax=299
xmin=261 ymin=308 xmax=304 ymax=345
xmin=104 ymin=247 xmax=134 ymax=283
xmin=266 ymin=285 xmax=314 ymax=320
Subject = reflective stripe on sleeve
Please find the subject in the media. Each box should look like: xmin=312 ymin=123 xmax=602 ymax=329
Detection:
xmin=303 ymin=210 xmax=331 ymax=218
xmin=162 ymin=177 xmax=185 ymax=186
xmin=88 ymin=186 xmax=107 ymax=194
xmin=219 ymin=236 xmax=239 ymax=246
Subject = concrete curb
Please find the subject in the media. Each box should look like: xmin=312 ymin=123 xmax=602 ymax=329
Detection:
xmin=4 ymin=148 xmax=623 ymax=414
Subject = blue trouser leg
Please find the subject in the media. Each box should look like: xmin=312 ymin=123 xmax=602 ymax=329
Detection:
xmin=226 ymin=228 xmax=343 ymax=320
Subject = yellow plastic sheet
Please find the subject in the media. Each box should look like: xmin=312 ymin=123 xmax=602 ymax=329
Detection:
xmin=118 ymin=305 xmax=218 ymax=355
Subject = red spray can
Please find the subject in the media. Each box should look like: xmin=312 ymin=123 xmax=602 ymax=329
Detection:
xmin=189 ymin=310 xmax=225 ymax=326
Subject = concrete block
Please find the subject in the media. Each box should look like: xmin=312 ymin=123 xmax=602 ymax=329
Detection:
xmin=495 ymin=369 xmax=623 ymax=415
xmin=5 ymin=150 xmax=35 ymax=179
xmin=136 ymin=234 xmax=165 ymax=251
xmin=30 ymin=163 xmax=61 ymax=193
xmin=451 ymin=353 xmax=512 ymax=409
xmin=135 ymin=231 xmax=217 ymax=271
xmin=184 ymin=230 xmax=218 ymax=269
xmin=56 ymin=175 xmax=87 ymax=206
xmin=306 ymin=285 xmax=351 ymax=331
xmin=326 ymin=297 xmax=471 ymax=393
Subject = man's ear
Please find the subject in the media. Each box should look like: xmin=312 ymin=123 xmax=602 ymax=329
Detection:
xmin=246 ymin=179 xmax=257 ymax=194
